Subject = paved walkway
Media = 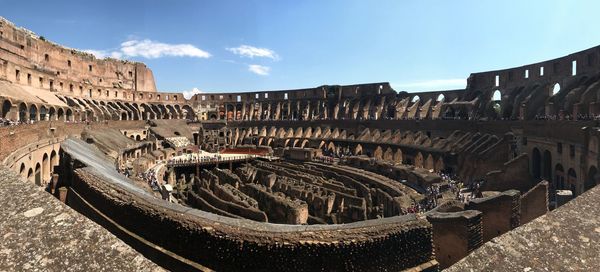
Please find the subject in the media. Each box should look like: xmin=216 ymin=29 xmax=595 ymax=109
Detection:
xmin=446 ymin=184 xmax=600 ymax=271
xmin=0 ymin=165 xmax=163 ymax=271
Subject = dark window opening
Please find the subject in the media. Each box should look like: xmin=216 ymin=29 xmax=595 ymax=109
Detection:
xmin=570 ymin=145 xmax=575 ymax=157
xmin=557 ymin=142 xmax=563 ymax=154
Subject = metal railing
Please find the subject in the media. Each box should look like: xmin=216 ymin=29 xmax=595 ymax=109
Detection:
xmin=166 ymin=155 xmax=275 ymax=167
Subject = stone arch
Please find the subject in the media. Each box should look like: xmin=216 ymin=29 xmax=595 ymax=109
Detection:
xmin=373 ymin=146 xmax=383 ymax=160
xmin=19 ymin=163 xmax=26 ymax=177
xmin=34 ymin=163 xmax=41 ymax=186
xmin=1 ymin=99 xmax=12 ymax=119
xmin=551 ymin=83 xmax=561 ymax=96
xmin=65 ymin=108 xmax=73 ymax=121
xmin=42 ymin=153 xmax=49 ymax=182
xmin=414 ymin=152 xmax=424 ymax=168
xmin=182 ymin=105 xmax=195 ymax=120
xmin=531 ymin=148 xmax=541 ymax=179
xmin=140 ymin=103 xmax=154 ymax=120
xmin=354 ymin=144 xmax=363 ymax=156
xmin=300 ymin=139 xmax=309 ymax=148
xmin=29 ymin=104 xmax=38 ymax=121
xmin=327 ymin=142 xmax=336 ymax=154
xmin=57 ymin=108 xmax=65 ymax=121
xmin=18 ymin=102 xmax=28 ymax=122
xmin=393 ymin=149 xmax=403 ymax=164
xmin=424 ymin=154 xmax=434 ymax=170
xmin=436 ymin=94 xmax=445 ymax=102
xmin=27 ymin=168 xmax=34 ymax=182
xmin=48 ymin=106 xmax=56 ymax=121
xmin=50 ymin=150 xmax=58 ymax=167
xmin=39 ymin=105 xmax=48 ymax=121
xmin=136 ymin=135 xmax=141 ymax=141
xmin=166 ymin=104 xmax=177 ymax=119
xmin=542 ymin=150 xmax=552 ymax=181
xmin=492 ymin=90 xmax=501 ymax=101
xmin=383 ymin=147 xmax=394 ymax=161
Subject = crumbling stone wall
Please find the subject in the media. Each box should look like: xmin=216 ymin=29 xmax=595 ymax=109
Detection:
xmin=519 ymin=181 xmax=549 ymax=224
xmin=68 ymin=167 xmax=435 ymax=271
xmin=466 ymin=190 xmax=521 ymax=243
xmin=426 ymin=209 xmax=482 ymax=269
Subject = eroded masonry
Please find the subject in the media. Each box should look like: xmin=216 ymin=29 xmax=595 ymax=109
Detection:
xmin=1 ymin=16 xmax=600 ymax=271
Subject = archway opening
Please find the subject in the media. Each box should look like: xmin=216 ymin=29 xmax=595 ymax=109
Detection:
xmin=542 ymin=150 xmax=552 ymax=180
xmin=2 ymin=100 xmax=12 ymax=119
xmin=27 ymin=168 xmax=33 ymax=182
xmin=35 ymin=163 xmax=41 ymax=186
xmin=492 ymin=90 xmax=501 ymax=101
xmin=42 ymin=153 xmax=49 ymax=183
xmin=29 ymin=104 xmax=38 ymax=122
xmin=532 ymin=148 xmax=541 ymax=179
xmin=552 ymin=83 xmax=561 ymax=96
xmin=436 ymin=94 xmax=445 ymax=102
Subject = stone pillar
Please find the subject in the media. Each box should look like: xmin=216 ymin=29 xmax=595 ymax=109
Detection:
xmin=50 ymin=174 xmax=59 ymax=194
xmin=58 ymin=187 xmax=68 ymax=203
xmin=426 ymin=210 xmax=483 ymax=269
xmin=7 ymin=104 xmax=18 ymax=121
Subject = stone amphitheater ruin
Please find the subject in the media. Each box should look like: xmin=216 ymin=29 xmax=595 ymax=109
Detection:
xmin=1 ymin=16 xmax=599 ymax=271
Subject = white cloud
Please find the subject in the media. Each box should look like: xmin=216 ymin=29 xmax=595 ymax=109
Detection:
xmin=83 ymin=49 xmax=122 ymax=59
xmin=227 ymin=45 xmax=279 ymax=60
xmin=83 ymin=39 xmax=211 ymax=60
xmin=120 ymin=39 xmax=211 ymax=59
xmin=248 ymin=64 xmax=270 ymax=76
xmin=182 ymin=87 xmax=204 ymax=99
xmin=392 ymin=78 xmax=466 ymax=91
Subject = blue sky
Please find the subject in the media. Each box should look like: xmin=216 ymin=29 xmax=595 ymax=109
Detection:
xmin=2 ymin=0 xmax=600 ymax=96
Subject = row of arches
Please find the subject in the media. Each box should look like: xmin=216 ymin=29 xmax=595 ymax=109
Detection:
xmin=208 ymin=94 xmax=454 ymax=122
xmin=229 ymin=126 xmax=444 ymax=152
xmin=531 ymin=147 xmax=597 ymax=196
xmin=17 ymin=150 xmax=59 ymax=186
xmin=244 ymin=133 xmax=447 ymax=172
xmin=1 ymin=96 xmax=195 ymax=123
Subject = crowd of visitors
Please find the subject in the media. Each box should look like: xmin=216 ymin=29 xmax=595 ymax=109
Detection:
xmin=117 ymin=167 xmax=133 ymax=178
xmin=0 ymin=118 xmax=31 ymax=126
xmin=139 ymin=168 xmax=160 ymax=191
xmin=534 ymin=113 xmax=600 ymax=121
xmin=165 ymin=137 xmax=191 ymax=148
xmin=315 ymin=155 xmax=335 ymax=164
